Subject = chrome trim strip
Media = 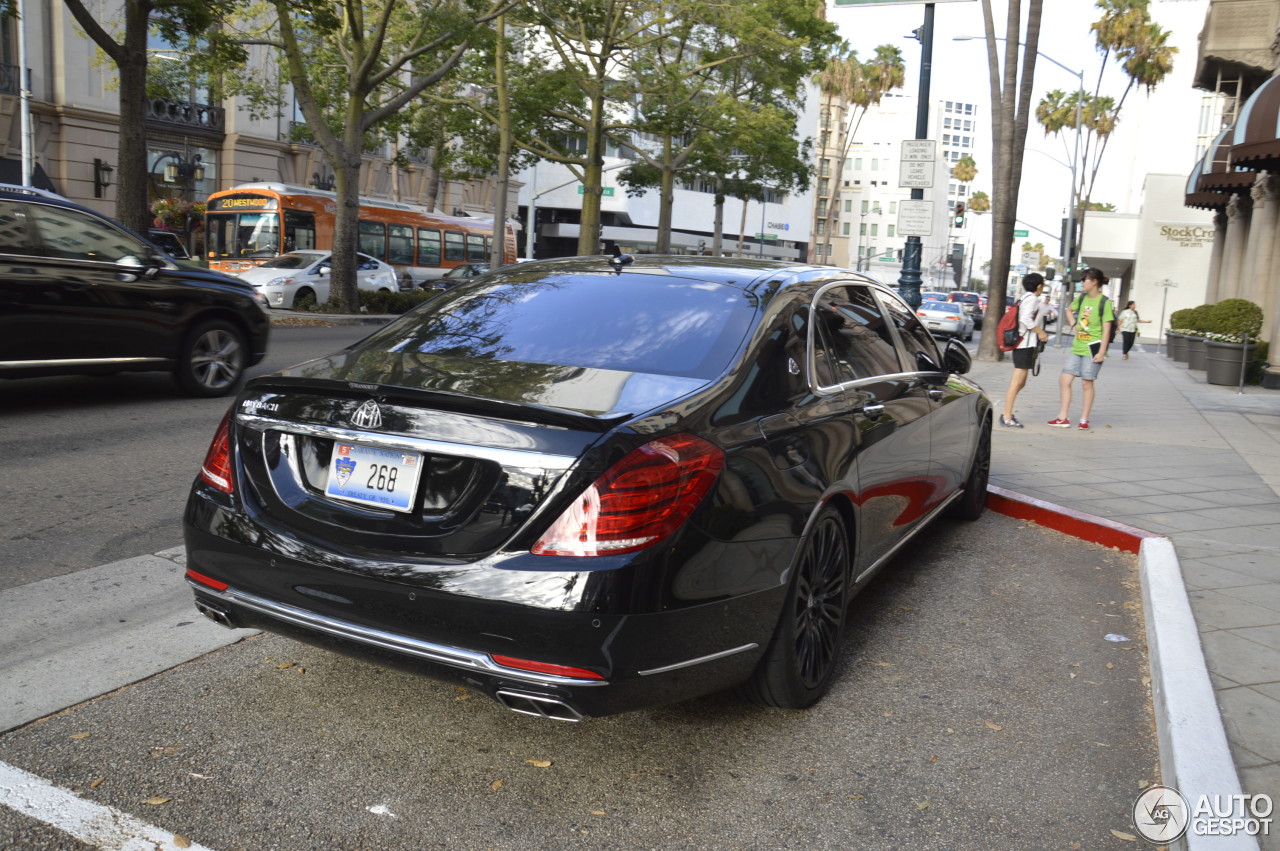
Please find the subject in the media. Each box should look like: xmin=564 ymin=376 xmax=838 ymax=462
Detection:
xmin=637 ymin=643 xmax=759 ymax=676
xmin=189 ymin=582 xmax=607 ymax=688
xmin=854 ymin=489 xmax=963 ymax=584
xmin=236 ymin=412 xmax=578 ymax=470
xmin=0 ymin=357 xmax=165 ymax=368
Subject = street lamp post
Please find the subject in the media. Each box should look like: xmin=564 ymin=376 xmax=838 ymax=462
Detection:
xmin=1154 ymin=278 xmax=1179 ymax=351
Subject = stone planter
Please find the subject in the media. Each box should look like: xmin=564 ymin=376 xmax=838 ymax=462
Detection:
xmin=1169 ymin=332 xmax=1189 ymax=362
xmin=1186 ymin=335 xmax=1208 ymax=370
xmin=1205 ymin=340 xmax=1257 ymax=386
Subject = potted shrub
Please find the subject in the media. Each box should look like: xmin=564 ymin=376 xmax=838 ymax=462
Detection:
xmin=1184 ymin=304 xmax=1214 ymax=370
xmin=1205 ymin=298 xmax=1264 ymax=386
xmin=1167 ymin=308 xmax=1193 ymax=362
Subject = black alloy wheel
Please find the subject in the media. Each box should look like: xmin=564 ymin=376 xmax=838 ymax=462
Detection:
xmin=951 ymin=421 xmax=991 ymax=521
xmin=741 ymin=506 xmax=851 ymax=709
xmin=176 ymin=320 xmax=246 ymax=397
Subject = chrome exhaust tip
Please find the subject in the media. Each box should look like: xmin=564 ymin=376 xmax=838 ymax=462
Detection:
xmin=195 ymin=600 xmax=236 ymax=629
xmin=494 ymin=690 xmax=584 ymax=722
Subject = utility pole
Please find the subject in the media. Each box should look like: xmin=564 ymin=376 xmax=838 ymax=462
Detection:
xmin=896 ymin=3 xmax=934 ymax=310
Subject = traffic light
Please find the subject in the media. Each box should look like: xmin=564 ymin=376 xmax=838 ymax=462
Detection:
xmin=953 ymin=202 xmax=966 ymax=228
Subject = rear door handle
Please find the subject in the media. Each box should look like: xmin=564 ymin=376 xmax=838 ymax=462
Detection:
xmin=927 ymin=389 xmax=944 ymax=401
xmin=859 ymin=403 xmax=885 ymax=419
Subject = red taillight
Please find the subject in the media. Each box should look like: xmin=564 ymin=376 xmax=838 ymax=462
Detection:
xmin=199 ymin=409 xmax=234 ymax=494
xmin=531 ymin=434 xmax=724 ymax=557
xmin=491 ymin=654 xmax=605 ymax=680
xmin=185 ymin=568 xmax=229 ymax=591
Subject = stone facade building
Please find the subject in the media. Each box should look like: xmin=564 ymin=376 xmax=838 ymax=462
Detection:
xmin=1185 ymin=0 xmax=1280 ymax=364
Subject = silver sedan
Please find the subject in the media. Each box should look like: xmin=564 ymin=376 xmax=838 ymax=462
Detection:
xmin=917 ymin=299 xmax=975 ymax=341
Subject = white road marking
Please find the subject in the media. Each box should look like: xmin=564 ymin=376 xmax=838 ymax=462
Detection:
xmin=0 ymin=760 xmax=218 ymax=851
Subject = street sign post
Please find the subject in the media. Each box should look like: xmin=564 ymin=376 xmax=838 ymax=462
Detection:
xmin=1014 ymin=229 xmax=1029 ymax=238
xmin=899 ymin=160 xmax=934 ymax=188
xmin=898 ymin=200 xmax=933 ymax=237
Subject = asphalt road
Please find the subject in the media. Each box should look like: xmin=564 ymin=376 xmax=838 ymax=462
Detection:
xmin=0 ymin=514 xmax=1156 ymax=851
xmin=0 ymin=324 xmax=375 ymax=591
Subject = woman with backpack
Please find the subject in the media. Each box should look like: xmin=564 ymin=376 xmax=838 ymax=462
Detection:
xmin=999 ymin=273 xmax=1050 ymax=428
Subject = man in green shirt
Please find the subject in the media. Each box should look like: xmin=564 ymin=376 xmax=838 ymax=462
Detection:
xmin=1047 ymin=268 xmax=1115 ymax=431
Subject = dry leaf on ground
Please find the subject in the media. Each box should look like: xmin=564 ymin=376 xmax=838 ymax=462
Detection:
xmin=490 ymin=779 xmax=504 ymax=791
xmin=1110 ymin=829 xmax=1137 ymax=841
xmin=984 ymin=720 xmax=1003 ymax=731
xmin=527 ymin=759 xmax=553 ymax=768
xmin=143 ymin=796 xmax=171 ymax=805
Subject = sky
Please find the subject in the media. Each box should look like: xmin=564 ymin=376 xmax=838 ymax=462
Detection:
xmin=828 ymin=0 xmax=1212 ymax=261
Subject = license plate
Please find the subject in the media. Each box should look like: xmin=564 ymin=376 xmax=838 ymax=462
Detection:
xmin=928 ymin=321 xmax=942 ymax=329
xmin=325 ymin=442 xmax=423 ymax=513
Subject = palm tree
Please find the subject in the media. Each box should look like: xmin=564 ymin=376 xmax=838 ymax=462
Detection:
xmin=1036 ymin=0 xmax=1176 ymax=280
xmin=812 ymin=43 xmax=904 ymax=264
xmin=951 ymin=155 xmax=978 ymax=183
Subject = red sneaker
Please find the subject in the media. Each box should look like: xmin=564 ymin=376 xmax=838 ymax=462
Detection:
xmin=1047 ymin=417 xmax=1071 ymax=428
xmin=1078 ymin=420 xmax=1090 ymax=431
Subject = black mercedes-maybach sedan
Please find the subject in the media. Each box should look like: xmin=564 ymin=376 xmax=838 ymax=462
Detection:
xmin=184 ymin=254 xmax=991 ymax=720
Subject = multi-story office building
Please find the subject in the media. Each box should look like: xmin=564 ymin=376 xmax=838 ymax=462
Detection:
xmin=809 ymin=88 xmax=988 ymax=290
xmin=3 ymin=7 xmax=513 ymax=233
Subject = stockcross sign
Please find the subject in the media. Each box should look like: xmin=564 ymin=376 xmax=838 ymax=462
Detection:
xmin=577 ymin=186 xmax=615 ymax=197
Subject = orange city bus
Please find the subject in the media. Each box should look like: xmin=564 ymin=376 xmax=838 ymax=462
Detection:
xmin=203 ymin=182 xmax=517 ymax=287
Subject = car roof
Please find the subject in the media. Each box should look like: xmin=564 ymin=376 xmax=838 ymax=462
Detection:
xmin=505 ymin=254 xmax=895 ymax=299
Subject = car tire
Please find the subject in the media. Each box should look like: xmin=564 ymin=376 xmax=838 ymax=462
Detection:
xmin=292 ymin=287 xmax=316 ymax=310
xmin=740 ymin=505 xmax=851 ymax=709
xmin=951 ymin=420 xmax=991 ymax=521
xmin=176 ymin=320 xmax=247 ymax=397
xmin=964 ymin=328 xmax=974 ymax=341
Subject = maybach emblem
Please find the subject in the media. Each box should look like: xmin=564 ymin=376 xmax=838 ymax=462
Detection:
xmin=351 ymin=399 xmax=383 ymax=430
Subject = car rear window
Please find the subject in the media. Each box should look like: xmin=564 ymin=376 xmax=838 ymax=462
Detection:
xmin=949 ymin=293 xmax=979 ymax=304
xmin=260 ymin=253 xmax=319 ymax=269
xmin=358 ymin=272 xmax=757 ymax=380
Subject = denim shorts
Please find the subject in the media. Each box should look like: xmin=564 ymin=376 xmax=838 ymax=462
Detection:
xmin=1062 ymin=351 xmax=1103 ymax=380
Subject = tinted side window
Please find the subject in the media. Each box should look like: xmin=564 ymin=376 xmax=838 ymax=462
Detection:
xmin=358 ymin=220 xmax=386 ymax=259
xmin=0 ymin=201 xmax=34 ymax=254
xmin=466 ymin=234 xmax=486 ymax=262
xmin=443 ymin=231 xmax=465 ymax=262
xmin=811 ymin=285 xmax=902 ymax=386
xmin=387 ymin=224 xmax=414 ymax=264
xmin=878 ymin=291 xmax=942 ymax=371
xmin=28 ymin=204 xmax=147 ymax=262
xmin=417 ymin=228 xmax=441 ymax=266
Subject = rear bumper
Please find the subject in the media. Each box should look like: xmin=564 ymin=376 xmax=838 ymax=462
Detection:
xmin=183 ymin=521 xmax=791 ymax=718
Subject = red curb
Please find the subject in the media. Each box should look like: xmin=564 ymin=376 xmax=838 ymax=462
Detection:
xmin=985 ymin=486 xmax=1160 ymax=553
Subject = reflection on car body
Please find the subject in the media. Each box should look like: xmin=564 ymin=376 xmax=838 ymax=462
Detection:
xmin=234 ymin=250 xmax=398 ymax=309
xmin=184 ymin=255 xmax=991 ymax=720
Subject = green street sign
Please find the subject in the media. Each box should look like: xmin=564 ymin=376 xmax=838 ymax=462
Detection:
xmin=577 ymin=185 xmax=615 ymax=197
xmin=754 ymin=233 xmax=779 ymax=241
xmin=1014 ymin=229 xmax=1029 ymax=238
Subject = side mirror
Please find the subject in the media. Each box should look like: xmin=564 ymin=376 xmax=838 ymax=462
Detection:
xmin=943 ymin=338 xmax=972 ymax=374
xmin=317 ymin=266 xmax=330 ymax=276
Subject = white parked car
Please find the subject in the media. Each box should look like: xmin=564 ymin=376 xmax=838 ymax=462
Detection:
xmin=917 ymin=299 xmax=975 ymax=341
xmin=235 ymin=251 xmax=398 ymax=309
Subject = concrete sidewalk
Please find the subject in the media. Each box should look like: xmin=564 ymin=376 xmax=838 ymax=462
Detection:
xmin=972 ymin=335 xmax=1280 ymax=842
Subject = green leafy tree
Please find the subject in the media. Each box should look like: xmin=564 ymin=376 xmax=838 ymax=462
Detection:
xmin=264 ymin=0 xmax=514 ymax=312
xmin=63 ymin=0 xmax=251 ymax=233
xmin=616 ymin=0 xmax=836 ymax=252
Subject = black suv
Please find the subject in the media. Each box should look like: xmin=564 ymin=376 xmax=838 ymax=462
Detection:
xmin=0 ymin=186 xmax=270 ymax=396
